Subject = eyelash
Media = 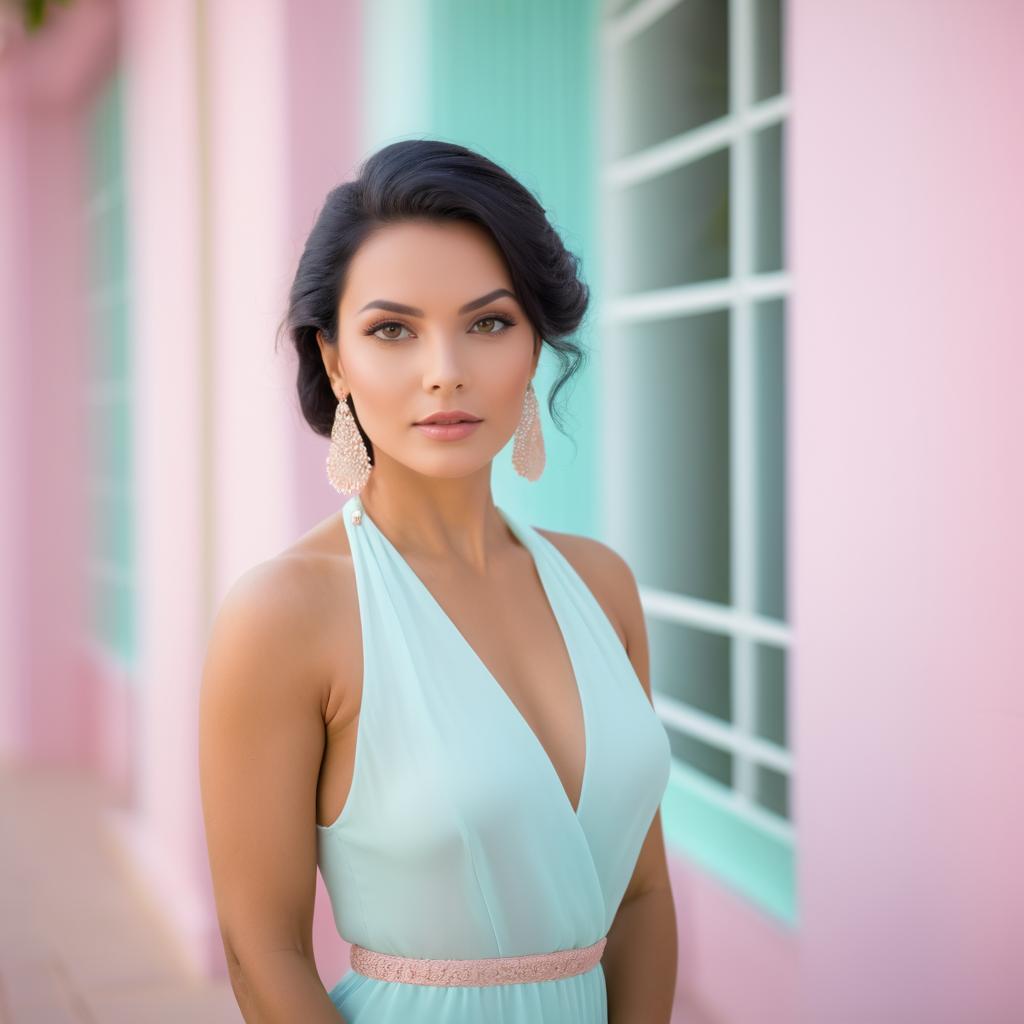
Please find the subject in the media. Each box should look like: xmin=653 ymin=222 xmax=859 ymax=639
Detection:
xmin=362 ymin=312 xmax=519 ymax=342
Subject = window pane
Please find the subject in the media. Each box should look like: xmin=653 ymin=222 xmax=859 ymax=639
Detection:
xmin=754 ymin=764 xmax=789 ymax=818
xmin=613 ymin=310 xmax=731 ymax=603
xmin=606 ymin=0 xmax=729 ymax=161
xmin=607 ymin=147 xmax=730 ymax=295
xmin=668 ymin=729 xmax=733 ymax=788
xmin=752 ymin=298 xmax=787 ymax=619
xmin=754 ymin=642 xmax=788 ymax=747
xmin=752 ymin=121 xmax=785 ymax=273
xmin=753 ymin=0 xmax=784 ymax=102
xmin=648 ymin=618 xmax=731 ymax=722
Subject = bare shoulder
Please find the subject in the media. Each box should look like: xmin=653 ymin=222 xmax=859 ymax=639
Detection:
xmin=533 ymin=527 xmax=638 ymax=646
xmin=204 ymin=556 xmax=329 ymax=704
xmin=534 ymin=525 xmax=652 ymax=700
xmin=203 ymin=515 xmax=357 ymax=722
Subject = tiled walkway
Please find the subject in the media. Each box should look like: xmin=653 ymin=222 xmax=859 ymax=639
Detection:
xmin=0 ymin=763 xmax=241 ymax=1024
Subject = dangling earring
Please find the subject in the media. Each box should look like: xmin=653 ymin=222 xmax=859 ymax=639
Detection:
xmin=326 ymin=390 xmax=372 ymax=494
xmin=512 ymin=380 xmax=545 ymax=481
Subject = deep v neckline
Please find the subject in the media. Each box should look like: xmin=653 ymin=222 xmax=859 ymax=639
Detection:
xmin=348 ymin=494 xmax=590 ymax=820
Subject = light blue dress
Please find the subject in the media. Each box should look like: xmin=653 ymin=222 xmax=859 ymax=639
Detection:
xmin=317 ymin=494 xmax=672 ymax=1022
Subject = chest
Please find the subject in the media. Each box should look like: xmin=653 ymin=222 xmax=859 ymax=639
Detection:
xmin=320 ymin=540 xmax=620 ymax=827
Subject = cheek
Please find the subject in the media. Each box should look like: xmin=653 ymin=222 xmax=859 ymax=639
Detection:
xmin=353 ymin=359 xmax=408 ymax=398
xmin=495 ymin=373 xmax=527 ymax=418
xmin=476 ymin=336 xmax=533 ymax=387
xmin=475 ymin=351 xmax=531 ymax=425
xmin=344 ymin=351 xmax=411 ymax=431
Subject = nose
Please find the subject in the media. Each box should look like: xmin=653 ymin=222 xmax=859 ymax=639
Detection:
xmin=421 ymin=334 xmax=466 ymax=392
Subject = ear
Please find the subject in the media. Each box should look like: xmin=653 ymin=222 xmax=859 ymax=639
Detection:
xmin=316 ymin=330 xmax=345 ymax=397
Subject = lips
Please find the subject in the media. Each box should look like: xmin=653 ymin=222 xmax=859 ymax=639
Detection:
xmin=414 ymin=420 xmax=482 ymax=441
xmin=414 ymin=412 xmax=482 ymax=425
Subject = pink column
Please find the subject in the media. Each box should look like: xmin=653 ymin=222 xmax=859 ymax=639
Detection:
xmin=0 ymin=0 xmax=118 ymax=769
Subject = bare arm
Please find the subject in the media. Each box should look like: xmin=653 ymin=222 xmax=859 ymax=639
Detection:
xmin=199 ymin=559 xmax=346 ymax=1023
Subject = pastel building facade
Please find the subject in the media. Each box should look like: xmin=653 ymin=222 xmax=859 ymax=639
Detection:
xmin=1 ymin=1 xmax=1020 ymax=1020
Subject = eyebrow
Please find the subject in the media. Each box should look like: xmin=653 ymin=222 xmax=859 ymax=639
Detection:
xmin=356 ymin=288 xmax=519 ymax=317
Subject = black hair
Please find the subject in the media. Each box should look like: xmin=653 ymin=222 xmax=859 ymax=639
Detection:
xmin=276 ymin=138 xmax=590 ymax=465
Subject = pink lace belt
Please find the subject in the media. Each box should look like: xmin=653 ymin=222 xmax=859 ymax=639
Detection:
xmin=349 ymin=936 xmax=608 ymax=987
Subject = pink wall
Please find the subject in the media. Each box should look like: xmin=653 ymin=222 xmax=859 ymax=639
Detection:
xmin=0 ymin=0 xmax=365 ymax=982
xmin=116 ymin=0 xmax=365 ymax=980
xmin=790 ymin=1 xmax=1024 ymax=1020
xmin=0 ymin=0 xmax=118 ymax=772
xmin=667 ymin=855 xmax=797 ymax=1022
xmin=115 ymin=0 xmax=217 ymax=974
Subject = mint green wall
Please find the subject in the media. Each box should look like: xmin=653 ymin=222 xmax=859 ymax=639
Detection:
xmin=362 ymin=0 xmax=604 ymax=537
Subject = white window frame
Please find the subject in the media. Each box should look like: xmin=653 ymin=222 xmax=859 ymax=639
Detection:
xmin=599 ymin=0 xmax=794 ymax=846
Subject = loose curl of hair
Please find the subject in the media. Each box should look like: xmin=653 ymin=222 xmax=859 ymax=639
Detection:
xmin=276 ymin=139 xmax=591 ymax=466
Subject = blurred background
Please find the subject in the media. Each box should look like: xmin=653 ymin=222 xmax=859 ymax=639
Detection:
xmin=1 ymin=0 xmax=1021 ymax=1021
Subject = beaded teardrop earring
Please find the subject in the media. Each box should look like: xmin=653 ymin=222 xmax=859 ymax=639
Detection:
xmin=326 ymin=391 xmax=372 ymax=494
xmin=511 ymin=380 xmax=545 ymax=481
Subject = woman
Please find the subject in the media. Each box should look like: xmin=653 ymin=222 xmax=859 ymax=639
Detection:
xmin=199 ymin=139 xmax=676 ymax=1023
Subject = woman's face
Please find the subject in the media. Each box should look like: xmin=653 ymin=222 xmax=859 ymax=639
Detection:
xmin=321 ymin=219 xmax=540 ymax=480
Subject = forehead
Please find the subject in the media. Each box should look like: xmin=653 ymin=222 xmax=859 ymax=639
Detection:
xmin=340 ymin=220 xmax=513 ymax=314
